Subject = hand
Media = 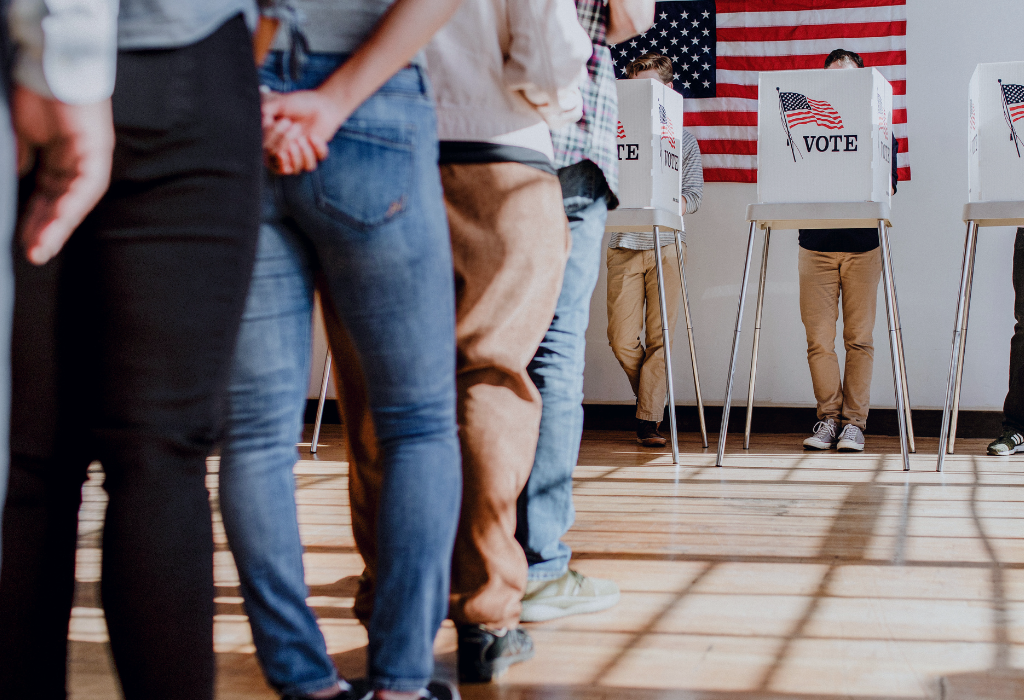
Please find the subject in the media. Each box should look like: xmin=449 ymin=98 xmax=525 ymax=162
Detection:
xmin=261 ymin=89 xmax=345 ymax=175
xmin=13 ymin=86 xmax=115 ymax=265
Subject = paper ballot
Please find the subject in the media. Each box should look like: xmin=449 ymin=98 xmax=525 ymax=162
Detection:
xmin=969 ymin=62 xmax=1024 ymax=202
xmin=615 ymin=79 xmax=684 ymax=213
xmin=757 ymin=68 xmax=893 ymax=204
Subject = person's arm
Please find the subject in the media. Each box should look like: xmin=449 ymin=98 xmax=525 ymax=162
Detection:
xmin=9 ymin=0 xmax=117 ymax=264
xmin=680 ymin=132 xmax=703 ymax=215
xmin=263 ymin=0 xmax=463 ymax=175
xmin=606 ymin=0 xmax=655 ymax=45
xmin=891 ymin=133 xmax=898 ymax=196
xmin=506 ymin=0 xmax=592 ymax=129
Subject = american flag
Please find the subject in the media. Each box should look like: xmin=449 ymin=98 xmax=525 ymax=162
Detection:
xmin=617 ymin=120 xmax=627 ymax=139
xmin=611 ymin=0 xmax=910 ymax=183
xmin=659 ymin=103 xmax=677 ymax=148
xmin=969 ymin=99 xmax=976 ymax=132
xmin=1002 ymin=82 xmax=1024 ymax=124
xmin=779 ymin=92 xmax=843 ymax=130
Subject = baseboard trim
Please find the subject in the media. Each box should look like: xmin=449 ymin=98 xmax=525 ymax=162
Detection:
xmin=581 ymin=404 xmax=1003 ymax=439
xmin=306 ymin=399 xmax=1003 ymax=439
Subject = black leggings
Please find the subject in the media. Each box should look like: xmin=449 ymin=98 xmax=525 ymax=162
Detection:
xmin=0 ymin=15 xmax=262 ymax=699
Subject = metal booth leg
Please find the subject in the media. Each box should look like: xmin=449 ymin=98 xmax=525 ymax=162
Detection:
xmin=878 ymin=221 xmax=910 ymax=471
xmin=717 ymin=221 xmax=759 ymax=466
xmin=310 ymin=348 xmax=333 ymax=454
xmin=653 ymin=225 xmax=680 ymax=465
xmin=675 ymin=230 xmax=708 ymax=448
xmin=949 ymin=222 xmax=979 ymax=457
xmin=744 ymin=227 xmax=771 ymax=450
xmin=882 ymin=228 xmax=917 ymax=453
xmin=938 ymin=221 xmax=977 ymax=471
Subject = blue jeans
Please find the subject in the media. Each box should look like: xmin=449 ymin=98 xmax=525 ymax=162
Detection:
xmin=516 ymin=161 xmax=609 ymax=580
xmin=221 ymin=52 xmax=461 ymax=693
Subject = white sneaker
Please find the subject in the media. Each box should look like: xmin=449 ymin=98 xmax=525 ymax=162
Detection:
xmin=837 ymin=424 xmax=866 ymax=452
xmin=803 ymin=419 xmax=838 ymax=450
xmin=520 ymin=570 xmax=619 ymax=622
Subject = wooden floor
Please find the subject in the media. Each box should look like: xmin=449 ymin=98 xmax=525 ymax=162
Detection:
xmin=68 ymin=427 xmax=1024 ymax=700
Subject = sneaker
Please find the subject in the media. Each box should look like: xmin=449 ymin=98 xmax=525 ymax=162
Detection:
xmin=802 ymin=419 xmax=838 ymax=450
xmin=987 ymin=429 xmax=1024 ymax=456
xmin=519 ymin=569 xmax=620 ymax=622
xmin=346 ymin=679 xmax=460 ymax=700
xmin=456 ymin=625 xmax=534 ymax=683
xmin=836 ymin=424 xmax=866 ymax=452
xmin=636 ymin=420 xmax=667 ymax=446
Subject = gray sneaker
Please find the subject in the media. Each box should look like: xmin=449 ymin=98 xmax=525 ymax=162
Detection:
xmin=803 ymin=419 xmax=838 ymax=450
xmin=837 ymin=424 xmax=865 ymax=452
xmin=519 ymin=570 xmax=619 ymax=622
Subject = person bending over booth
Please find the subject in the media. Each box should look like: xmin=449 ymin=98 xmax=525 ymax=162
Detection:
xmin=986 ymin=228 xmax=1024 ymax=455
xmin=800 ymin=49 xmax=898 ymax=453
xmin=606 ymin=52 xmax=703 ymax=447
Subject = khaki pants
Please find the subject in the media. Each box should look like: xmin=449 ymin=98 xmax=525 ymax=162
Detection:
xmin=606 ymin=244 xmax=685 ymax=422
xmin=335 ymin=161 xmax=570 ymax=630
xmin=798 ymin=247 xmax=882 ymax=430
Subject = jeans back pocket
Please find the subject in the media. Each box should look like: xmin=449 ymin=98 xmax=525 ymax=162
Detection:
xmin=312 ymin=121 xmax=416 ymax=230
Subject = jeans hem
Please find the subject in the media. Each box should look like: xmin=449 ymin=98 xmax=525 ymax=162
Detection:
xmin=279 ymin=673 xmax=342 ymax=698
xmin=526 ymin=566 xmax=569 ymax=583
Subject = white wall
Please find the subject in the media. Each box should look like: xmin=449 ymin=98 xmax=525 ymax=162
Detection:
xmin=584 ymin=0 xmax=1022 ymax=412
xmin=310 ymin=0 xmax=1021 ymax=412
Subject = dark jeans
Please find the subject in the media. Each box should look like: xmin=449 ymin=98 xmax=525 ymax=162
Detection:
xmin=0 ymin=15 xmax=261 ymax=700
xmin=1004 ymin=228 xmax=1024 ymax=431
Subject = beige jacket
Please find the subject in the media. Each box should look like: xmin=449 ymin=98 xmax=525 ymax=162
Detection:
xmin=425 ymin=0 xmax=591 ymax=158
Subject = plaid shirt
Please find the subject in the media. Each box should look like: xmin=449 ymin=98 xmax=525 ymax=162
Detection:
xmin=551 ymin=0 xmax=619 ymax=206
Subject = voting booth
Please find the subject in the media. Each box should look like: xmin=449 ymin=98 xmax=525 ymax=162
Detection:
xmin=615 ymin=79 xmax=685 ymax=213
xmin=758 ymin=68 xmax=893 ymax=204
xmin=968 ymin=62 xmax=1024 ymax=202
xmin=716 ymin=68 xmax=916 ymax=470
xmin=606 ymin=79 xmax=706 ymax=464
xmin=937 ymin=62 xmax=1024 ymax=470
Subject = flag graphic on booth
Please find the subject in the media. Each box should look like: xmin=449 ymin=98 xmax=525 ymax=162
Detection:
xmin=617 ymin=120 xmax=627 ymax=139
xmin=610 ymin=0 xmax=911 ymax=183
xmin=1000 ymin=80 xmax=1024 ymax=157
xmin=659 ymin=104 xmax=677 ymax=148
xmin=778 ymin=92 xmax=843 ymax=130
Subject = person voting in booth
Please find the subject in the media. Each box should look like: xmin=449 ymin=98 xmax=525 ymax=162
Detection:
xmin=797 ymin=49 xmax=899 ymax=452
xmin=606 ymin=53 xmax=704 ymax=447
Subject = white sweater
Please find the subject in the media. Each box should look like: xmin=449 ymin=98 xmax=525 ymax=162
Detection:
xmin=424 ymin=0 xmax=592 ymax=159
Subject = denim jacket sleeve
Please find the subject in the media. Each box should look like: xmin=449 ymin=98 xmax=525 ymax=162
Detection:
xmin=9 ymin=0 xmax=119 ymax=103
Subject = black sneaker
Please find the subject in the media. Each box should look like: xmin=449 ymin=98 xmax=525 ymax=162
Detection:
xmin=636 ymin=420 xmax=667 ymax=447
xmin=456 ymin=624 xmax=534 ymax=683
xmin=342 ymin=679 xmax=459 ymax=700
xmin=987 ymin=429 xmax=1024 ymax=456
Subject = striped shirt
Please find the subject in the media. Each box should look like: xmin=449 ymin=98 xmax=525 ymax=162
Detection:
xmin=550 ymin=0 xmax=619 ymax=206
xmin=608 ymin=128 xmax=703 ymax=250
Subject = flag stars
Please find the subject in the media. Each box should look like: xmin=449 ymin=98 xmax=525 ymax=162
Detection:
xmin=703 ymin=80 xmax=711 ymax=88
xmin=683 ymin=81 xmax=691 ymax=89
xmin=703 ymin=46 xmax=710 ymax=53
xmin=692 ymin=19 xmax=699 ymax=27
xmin=620 ymin=49 xmax=628 ymax=56
xmin=669 ymin=20 xmax=678 ymax=28
xmin=670 ymin=38 xmax=678 ymax=45
xmin=702 ymin=28 xmax=710 ymax=36
xmin=659 ymin=11 xmax=667 ymax=19
xmin=701 ymin=62 xmax=710 ymax=71
xmin=660 ymin=29 xmax=668 ymax=36
xmin=629 ymin=40 xmax=637 ymax=47
xmin=673 ymin=73 xmax=680 ymax=80
xmin=681 ymin=11 xmax=688 ymax=18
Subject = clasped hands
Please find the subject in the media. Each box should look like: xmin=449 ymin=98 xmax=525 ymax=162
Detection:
xmin=262 ymin=88 xmax=348 ymax=175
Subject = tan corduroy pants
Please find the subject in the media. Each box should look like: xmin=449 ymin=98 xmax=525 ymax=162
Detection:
xmin=606 ymin=243 xmax=686 ymax=422
xmin=798 ymin=247 xmax=882 ymax=430
xmin=332 ymin=161 xmax=570 ymax=631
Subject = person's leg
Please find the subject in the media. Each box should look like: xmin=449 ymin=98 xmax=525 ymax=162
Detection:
xmin=445 ymin=161 xmax=569 ymax=632
xmin=605 ymin=248 xmax=648 ymax=401
xmin=290 ymin=64 xmax=460 ymax=692
xmin=217 ymin=207 xmax=343 ymax=697
xmin=517 ymin=161 xmax=608 ymax=582
xmin=79 ymin=17 xmax=262 ymax=699
xmin=798 ymin=248 xmax=844 ymax=424
xmin=636 ymin=244 xmax=683 ymax=424
xmin=1003 ymin=228 xmax=1024 ymax=431
xmin=837 ymin=249 xmax=882 ymax=431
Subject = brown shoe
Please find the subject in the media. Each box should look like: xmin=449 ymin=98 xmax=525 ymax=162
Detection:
xmin=636 ymin=420 xmax=667 ymax=446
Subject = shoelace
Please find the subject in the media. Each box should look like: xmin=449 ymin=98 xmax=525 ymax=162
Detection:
xmin=812 ymin=421 xmax=836 ymax=440
xmin=839 ymin=425 xmax=859 ymax=441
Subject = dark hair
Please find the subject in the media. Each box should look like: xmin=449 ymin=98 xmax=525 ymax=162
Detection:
xmin=625 ymin=53 xmax=674 ymax=84
xmin=824 ymin=49 xmax=864 ymax=69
